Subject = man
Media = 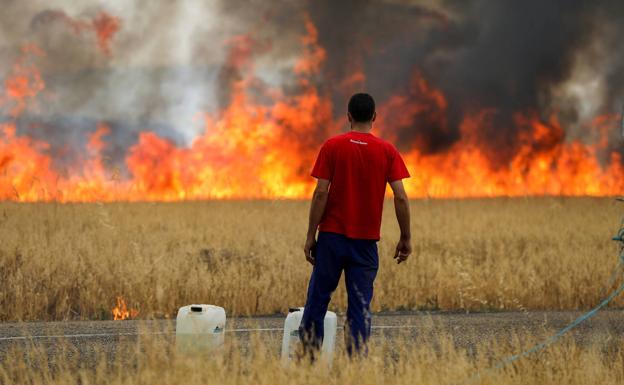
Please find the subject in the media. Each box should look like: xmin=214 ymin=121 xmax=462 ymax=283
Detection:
xmin=299 ymin=92 xmax=412 ymax=357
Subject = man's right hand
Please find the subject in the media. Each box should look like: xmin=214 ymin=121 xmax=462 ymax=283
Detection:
xmin=394 ymin=238 xmax=411 ymax=264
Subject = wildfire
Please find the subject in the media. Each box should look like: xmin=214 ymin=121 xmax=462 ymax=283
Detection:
xmin=377 ymin=73 xmax=624 ymax=197
xmin=112 ymin=296 xmax=139 ymax=321
xmin=0 ymin=15 xmax=622 ymax=201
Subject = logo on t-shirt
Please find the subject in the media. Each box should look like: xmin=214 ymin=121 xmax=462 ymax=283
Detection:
xmin=349 ymin=139 xmax=368 ymax=145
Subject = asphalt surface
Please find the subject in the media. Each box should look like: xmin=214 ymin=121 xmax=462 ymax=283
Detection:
xmin=1 ymin=311 xmax=623 ymax=366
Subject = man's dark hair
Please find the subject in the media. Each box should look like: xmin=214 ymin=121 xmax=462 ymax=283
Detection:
xmin=348 ymin=93 xmax=375 ymax=122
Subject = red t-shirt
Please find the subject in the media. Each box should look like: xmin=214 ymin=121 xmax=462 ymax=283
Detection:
xmin=311 ymin=131 xmax=410 ymax=240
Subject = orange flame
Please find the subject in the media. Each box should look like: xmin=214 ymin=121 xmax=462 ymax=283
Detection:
xmin=91 ymin=12 xmax=121 ymax=56
xmin=112 ymin=296 xmax=139 ymax=320
xmin=2 ymin=44 xmax=45 ymax=117
xmin=0 ymin=16 xmax=623 ymax=202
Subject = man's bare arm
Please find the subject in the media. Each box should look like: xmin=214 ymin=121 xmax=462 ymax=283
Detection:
xmin=304 ymin=178 xmax=330 ymax=265
xmin=389 ymin=179 xmax=411 ymax=264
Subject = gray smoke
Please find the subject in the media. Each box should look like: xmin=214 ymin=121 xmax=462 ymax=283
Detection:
xmin=0 ymin=0 xmax=307 ymax=169
xmin=0 ymin=0 xmax=622 ymax=170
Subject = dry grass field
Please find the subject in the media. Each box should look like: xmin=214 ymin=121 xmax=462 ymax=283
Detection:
xmin=1 ymin=330 xmax=623 ymax=385
xmin=0 ymin=198 xmax=621 ymax=321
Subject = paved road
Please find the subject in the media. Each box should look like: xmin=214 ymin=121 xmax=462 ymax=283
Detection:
xmin=1 ymin=311 xmax=623 ymax=366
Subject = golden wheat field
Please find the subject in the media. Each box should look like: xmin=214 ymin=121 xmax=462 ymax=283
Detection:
xmin=1 ymin=329 xmax=623 ymax=385
xmin=0 ymin=197 xmax=622 ymax=321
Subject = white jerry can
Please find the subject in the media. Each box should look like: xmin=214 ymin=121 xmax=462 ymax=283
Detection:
xmin=280 ymin=307 xmax=337 ymax=365
xmin=175 ymin=304 xmax=226 ymax=353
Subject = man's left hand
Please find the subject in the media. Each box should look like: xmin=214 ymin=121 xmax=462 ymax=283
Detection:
xmin=304 ymin=235 xmax=316 ymax=265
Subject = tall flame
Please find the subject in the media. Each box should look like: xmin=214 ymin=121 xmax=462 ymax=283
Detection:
xmin=0 ymin=17 xmax=622 ymax=202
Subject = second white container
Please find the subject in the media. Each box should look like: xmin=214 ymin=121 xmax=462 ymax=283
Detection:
xmin=280 ymin=307 xmax=337 ymax=364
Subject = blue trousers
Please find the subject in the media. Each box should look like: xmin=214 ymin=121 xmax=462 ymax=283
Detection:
xmin=299 ymin=231 xmax=378 ymax=356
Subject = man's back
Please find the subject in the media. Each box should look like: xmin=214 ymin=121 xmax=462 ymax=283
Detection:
xmin=301 ymin=92 xmax=412 ymax=357
xmin=311 ymin=130 xmax=409 ymax=240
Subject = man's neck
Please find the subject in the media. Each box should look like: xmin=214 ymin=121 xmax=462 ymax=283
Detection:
xmin=350 ymin=123 xmax=372 ymax=133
